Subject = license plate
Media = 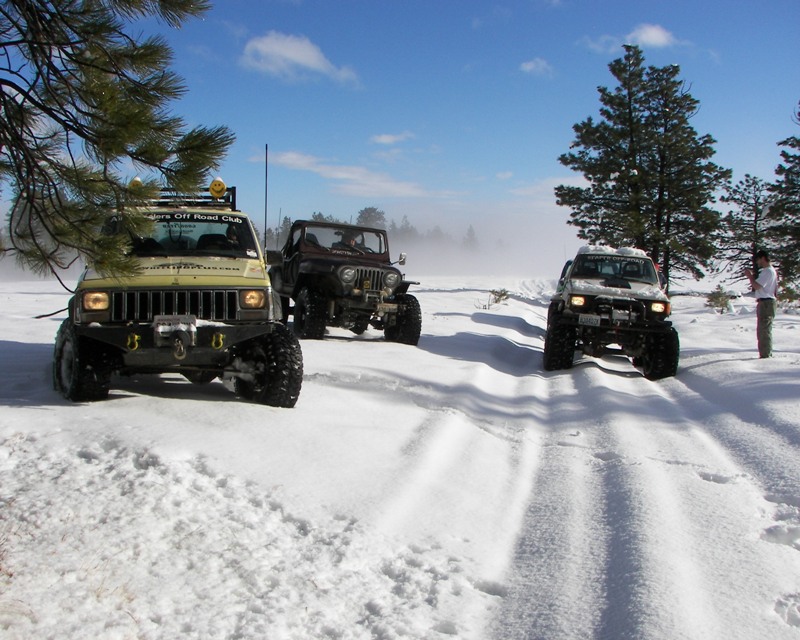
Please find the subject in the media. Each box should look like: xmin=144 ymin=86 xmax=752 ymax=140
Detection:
xmin=578 ymin=314 xmax=601 ymax=327
xmin=376 ymin=303 xmax=398 ymax=314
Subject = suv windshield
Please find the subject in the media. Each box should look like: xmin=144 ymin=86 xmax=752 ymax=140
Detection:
xmin=571 ymin=254 xmax=658 ymax=285
xmin=300 ymin=225 xmax=387 ymax=255
xmin=129 ymin=211 xmax=259 ymax=259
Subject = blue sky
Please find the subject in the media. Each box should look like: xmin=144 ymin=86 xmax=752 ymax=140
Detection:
xmin=104 ymin=1 xmax=800 ymax=263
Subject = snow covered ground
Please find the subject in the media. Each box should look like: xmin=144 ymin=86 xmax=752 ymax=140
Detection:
xmin=1 ymin=275 xmax=799 ymax=639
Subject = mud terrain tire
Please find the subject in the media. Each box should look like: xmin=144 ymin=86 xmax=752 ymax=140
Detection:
xmin=385 ymin=294 xmax=422 ymax=345
xmin=642 ymin=327 xmax=680 ymax=380
xmin=293 ymin=287 xmax=327 ymax=340
xmin=235 ymin=325 xmax=303 ymax=407
xmin=543 ymin=322 xmax=576 ymax=371
xmin=53 ymin=320 xmax=111 ymax=401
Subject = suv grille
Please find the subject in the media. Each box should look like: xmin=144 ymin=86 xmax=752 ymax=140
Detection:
xmin=355 ymin=267 xmax=384 ymax=291
xmin=111 ymin=289 xmax=239 ymax=322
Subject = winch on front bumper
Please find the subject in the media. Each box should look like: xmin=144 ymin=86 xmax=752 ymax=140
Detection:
xmin=73 ymin=319 xmax=276 ymax=368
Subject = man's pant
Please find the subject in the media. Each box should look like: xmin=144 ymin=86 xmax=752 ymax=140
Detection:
xmin=757 ymin=299 xmax=776 ymax=358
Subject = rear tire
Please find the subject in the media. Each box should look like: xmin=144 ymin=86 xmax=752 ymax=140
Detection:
xmin=183 ymin=371 xmax=219 ymax=385
xmin=293 ymin=287 xmax=327 ymax=339
xmin=351 ymin=316 xmax=370 ymax=335
xmin=53 ymin=320 xmax=111 ymax=401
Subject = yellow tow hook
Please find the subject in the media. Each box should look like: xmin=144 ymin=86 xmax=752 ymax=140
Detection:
xmin=211 ymin=333 xmax=225 ymax=350
xmin=126 ymin=333 xmax=141 ymax=351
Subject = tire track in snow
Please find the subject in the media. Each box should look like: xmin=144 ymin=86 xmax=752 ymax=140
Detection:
xmin=491 ymin=367 xmax=729 ymax=640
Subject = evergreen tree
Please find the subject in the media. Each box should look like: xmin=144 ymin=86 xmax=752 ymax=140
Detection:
xmin=554 ymin=45 xmax=730 ymax=284
xmin=0 ymin=0 xmax=235 ymax=278
xmin=355 ymin=206 xmax=387 ymax=228
xmin=463 ymin=225 xmax=478 ymax=250
xmin=718 ymin=174 xmax=776 ymax=281
xmin=769 ymin=101 xmax=800 ymax=287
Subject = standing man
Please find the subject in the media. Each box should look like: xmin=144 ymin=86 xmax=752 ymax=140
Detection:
xmin=744 ymin=249 xmax=779 ymax=358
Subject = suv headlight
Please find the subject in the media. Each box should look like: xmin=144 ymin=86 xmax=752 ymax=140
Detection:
xmin=340 ymin=267 xmax=357 ymax=284
xmin=569 ymin=295 xmax=586 ymax=308
xmin=82 ymin=291 xmax=109 ymax=311
xmin=650 ymin=301 xmax=670 ymax=314
xmin=240 ymin=289 xmax=266 ymax=309
xmin=383 ymin=271 xmax=401 ymax=288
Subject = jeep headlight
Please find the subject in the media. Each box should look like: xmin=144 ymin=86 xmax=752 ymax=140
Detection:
xmin=650 ymin=301 xmax=670 ymax=314
xmin=569 ymin=295 xmax=586 ymax=308
xmin=82 ymin=291 xmax=109 ymax=311
xmin=340 ymin=267 xmax=357 ymax=284
xmin=383 ymin=271 xmax=401 ymax=289
xmin=240 ymin=289 xmax=266 ymax=309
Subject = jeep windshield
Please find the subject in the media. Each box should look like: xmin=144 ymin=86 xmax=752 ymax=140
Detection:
xmin=570 ymin=254 xmax=658 ymax=285
xmin=299 ymin=225 xmax=387 ymax=256
xmin=129 ymin=211 xmax=259 ymax=259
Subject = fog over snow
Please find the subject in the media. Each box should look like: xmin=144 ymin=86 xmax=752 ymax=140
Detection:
xmin=1 ymin=270 xmax=799 ymax=639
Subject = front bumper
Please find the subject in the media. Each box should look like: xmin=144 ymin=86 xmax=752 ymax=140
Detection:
xmin=74 ymin=321 xmax=275 ymax=368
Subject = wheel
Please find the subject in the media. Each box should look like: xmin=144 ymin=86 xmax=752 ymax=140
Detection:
xmin=642 ymin=327 xmax=680 ymax=380
xmin=351 ymin=316 xmax=370 ymax=335
xmin=183 ymin=370 xmax=219 ymax=385
xmin=542 ymin=322 xmax=576 ymax=371
xmin=384 ymin=294 xmax=422 ymax=345
xmin=53 ymin=320 xmax=111 ymax=401
xmin=234 ymin=324 xmax=303 ymax=408
xmin=292 ymin=287 xmax=327 ymax=339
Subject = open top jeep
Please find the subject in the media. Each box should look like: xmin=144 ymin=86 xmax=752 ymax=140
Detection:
xmin=53 ymin=183 xmax=303 ymax=407
xmin=268 ymin=220 xmax=421 ymax=345
xmin=544 ymin=246 xmax=679 ymax=380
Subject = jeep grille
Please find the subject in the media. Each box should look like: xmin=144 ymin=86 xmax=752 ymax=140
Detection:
xmin=355 ymin=267 xmax=384 ymax=290
xmin=591 ymin=296 xmax=646 ymax=320
xmin=111 ymin=289 xmax=239 ymax=322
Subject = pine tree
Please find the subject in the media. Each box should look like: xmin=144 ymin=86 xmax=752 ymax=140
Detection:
xmin=718 ymin=174 xmax=776 ymax=281
xmin=769 ymin=101 xmax=800 ymax=287
xmin=554 ymin=45 xmax=730 ymax=285
xmin=0 ymin=0 xmax=235 ymax=278
xmin=355 ymin=206 xmax=387 ymax=228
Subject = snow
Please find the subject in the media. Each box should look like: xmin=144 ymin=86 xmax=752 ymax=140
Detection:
xmin=1 ymin=276 xmax=799 ymax=639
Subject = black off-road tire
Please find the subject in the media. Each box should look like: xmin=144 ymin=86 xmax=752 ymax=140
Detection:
xmin=384 ymin=294 xmax=422 ymax=345
xmin=542 ymin=321 xmax=576 ymax=371
xmin=53 ymin=320 xmax=111 ymax=401
xmin=351 ymin=316 xmax=370 ymax=335
xmin=642 ymin=327 xmax=680 ymax=380
xmin=293 ymin=287 xmax=327 ymax=339
xmin=234 ymin=324 xmax=303 ymax=408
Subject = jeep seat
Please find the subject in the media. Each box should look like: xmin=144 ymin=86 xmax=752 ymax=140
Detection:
xmin=197 ymin=234 xmax=229 ymax=250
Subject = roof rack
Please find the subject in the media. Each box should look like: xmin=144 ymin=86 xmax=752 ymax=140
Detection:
xmin=150 ymin=186 xmax=238 ymax=211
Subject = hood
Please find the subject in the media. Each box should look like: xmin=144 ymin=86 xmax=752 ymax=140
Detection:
xmin=79 ymin=256 xmax=268 ymax=289
xmin=568 ymin=277 xmax=669 ymax=302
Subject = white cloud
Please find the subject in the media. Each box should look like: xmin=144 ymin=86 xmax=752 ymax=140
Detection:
xmin=271 ymin=151 xmax=429 ymax=198
xmin=240 ymin=31 xmax=358 ymax=84
xmin=520 ymin=57 xmax=554 ymax=77
xmin=496 ymin=171 xmax=513 ymax=181
xmin=626 ymin=24 xmax=678 ymax=48
xmin=370 ymin=131 xmax=415 ymax=145
xmin=582 ymin=23 xmax=683 ymax=54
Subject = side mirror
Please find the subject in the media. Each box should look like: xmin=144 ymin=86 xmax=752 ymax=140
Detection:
xmin=398 ymin=252 xmax=407 ymax=266
xmin=265 ymin=249 xmax=283 ymax=266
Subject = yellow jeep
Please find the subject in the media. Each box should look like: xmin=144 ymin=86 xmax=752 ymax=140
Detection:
xmin=53 ymin=184 xmax=303 ymax=407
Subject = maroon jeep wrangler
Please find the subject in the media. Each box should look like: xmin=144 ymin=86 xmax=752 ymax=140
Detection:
xmin=268 ymin=220 xmax=421 ymax=345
